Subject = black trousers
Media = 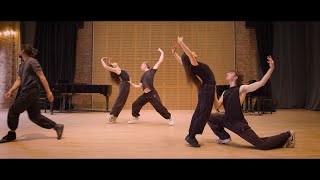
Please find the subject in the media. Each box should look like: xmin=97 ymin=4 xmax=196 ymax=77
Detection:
xmin=7 ymin=88 xmax=56 ymax=131
xmin=110 ymin=81 xmax=130 ymax=117
xmin=207 ymin=113 xmax=290 ymax=150
xmin=132 ymin=90 xmax=171 ymax=119
xmin=189 ymin=84 xmax=215 ymax=135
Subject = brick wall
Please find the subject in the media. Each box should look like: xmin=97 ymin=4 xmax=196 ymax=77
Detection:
xmin=0 ymin=22 xmax=20 ymax=109
xmin=234 ymin=21 xmax=259 ymax=83
xmin=73 ymin=21 xmax=93 ymax=109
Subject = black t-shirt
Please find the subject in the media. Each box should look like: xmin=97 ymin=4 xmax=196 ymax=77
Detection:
xmin=140 ymin=68 xmax=157 ymax=91
xmin=119 ymin=70 xmax=130 ymax=81
xmin=191 ymin=62 xmax=216 ymax=85
xmin=223 ymin=86 xmax=245 ymax=125
xmin=18 ymin=57 xmax=42 ymax=92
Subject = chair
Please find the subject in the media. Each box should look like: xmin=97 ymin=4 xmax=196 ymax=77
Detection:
xmin=250 ymin=81 xmax=275 ymax=114
xmin=244 ymin=80 xmax=258 ymax=112
xmin=256 ymin=96 xmax=274 ymax=114
xmin=261 ymin=98 xmax=274 ymax=114
xmin=39 ymin=90 xmax=49 ymax=113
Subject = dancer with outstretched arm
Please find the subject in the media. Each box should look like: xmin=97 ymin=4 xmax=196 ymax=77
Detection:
xmin=129 ymin=48 xmax=174 ymax=126
xmin=172 ymin=37 xmax=216 ymax=147
xmin=208 ymin=55 xmax=295 ymax=150
xmin=101 ymin=57 xmax=130 ymax=123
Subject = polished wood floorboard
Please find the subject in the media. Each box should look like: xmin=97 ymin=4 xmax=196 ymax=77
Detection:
xmin=0 ymin=109 xmax=319 ymax=159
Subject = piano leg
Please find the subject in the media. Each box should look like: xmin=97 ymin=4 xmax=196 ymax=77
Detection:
xmin=68 ymin=95 xmax=73 ymax=112
xmin=249 ymin=96 xmax=253 ymax=112
xmin=61 ymin=96 xmax=65 ymax=112
xmin=246 ymin=95 xmax=250 ymax=112
xmin=50 ymin=102 xmax=53 ymax=115
xmin=105 ymin=95 xmax=110 ymax=112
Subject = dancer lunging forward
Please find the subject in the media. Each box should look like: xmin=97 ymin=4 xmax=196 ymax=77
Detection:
xmin=208 ymin=55 xmax=295 ymax=150
xmin=0 ymin=44 xmax=64 ymax=143
xmin=129 ymin=48 xmax=174 ymax=126
xmin=172 ymin=37 xmax=216 ymax=147
xmin=101 ymin=57 xmax=130 ymax=123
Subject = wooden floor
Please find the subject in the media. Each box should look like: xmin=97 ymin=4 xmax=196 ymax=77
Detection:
xmin=0 ymin=109 xmax=319 ymax=159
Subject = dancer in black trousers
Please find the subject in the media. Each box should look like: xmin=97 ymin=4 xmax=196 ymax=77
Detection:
xmin=128 ymin=48 xmax=174 ymax=126
xmin=208 ymin=55 xmax=295 ymax=150
xmin=172 ymin=37 xmax=216 ymax=147
xmin=101 ymin=57 xmax=130 ymax=123
xmin=0 ymin=44 xmax=64 ymax=143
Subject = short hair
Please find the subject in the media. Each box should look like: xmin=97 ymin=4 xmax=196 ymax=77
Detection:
xmin=228 ymin=69 xmax=244 ymax=86
xmin=142 ymin=61 xmax=150 ymax=69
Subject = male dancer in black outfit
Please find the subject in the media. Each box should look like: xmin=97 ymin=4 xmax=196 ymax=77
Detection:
xmin=128 ymin=48 xmax=174 ymax=126
xmin=0 ymin=44 xmax=64 ymax=143
xmin=208 ymin=55 xmax=295 ymax=150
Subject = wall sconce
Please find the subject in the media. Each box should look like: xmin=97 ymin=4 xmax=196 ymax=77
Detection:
xmin=0 ymin=29 xmax=16 ymax=37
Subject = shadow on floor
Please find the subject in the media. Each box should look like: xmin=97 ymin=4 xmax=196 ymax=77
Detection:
xmin=18 ymin=133 xmax=60 ymax=142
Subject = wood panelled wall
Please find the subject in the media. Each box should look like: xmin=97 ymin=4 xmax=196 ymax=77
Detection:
xmin=92 ymin=21 xmax=235 ymax=110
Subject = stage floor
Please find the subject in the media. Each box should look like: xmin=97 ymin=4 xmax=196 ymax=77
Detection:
xmin=0 ymin=109 xmax=319 ymax=159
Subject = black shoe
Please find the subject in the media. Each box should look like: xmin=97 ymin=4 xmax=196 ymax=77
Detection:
xmin=0 ymin=131 xmax=16 ymax=143
xmin=54 ymin=124 xmax=64 ymax=140
xmin=185 ymin=135 xmax=201 ymax=147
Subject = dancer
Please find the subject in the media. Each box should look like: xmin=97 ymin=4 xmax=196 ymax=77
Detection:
xmin=0 ymin=44 xmax=64 ymax=143
xmin=208 ymin=55 xmax=295 ymax=150
xmin=101 ymin=57 xmax=130 ymax=123
xmin=128 ymin=48 xmax=174 ymax=126
xmin=172 ymin=37 xmax=216 ymax=147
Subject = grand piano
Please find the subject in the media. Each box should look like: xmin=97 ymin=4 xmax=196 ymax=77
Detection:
xmin=51 ymin=80 xmax=112 ymax=113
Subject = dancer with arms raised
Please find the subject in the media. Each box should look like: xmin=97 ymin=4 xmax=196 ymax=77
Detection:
xmin=101 ymin=57 xmax=130 ymax=123
xmin=208 ymin=55 xmax=295 ymax=150
xmin=129 ymin=48 xmax=174 ymax=126
xmin=172 ymin=37 xmax=216 ymax=147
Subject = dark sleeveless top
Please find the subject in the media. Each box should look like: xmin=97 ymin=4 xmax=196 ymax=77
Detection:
xmin=119 ymin=70 xmax=130 ymax=82
xmin=223 ymin=86 xmax=245 ymax=123
xmin=191 ymin=62 xmax=216 ymax=85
